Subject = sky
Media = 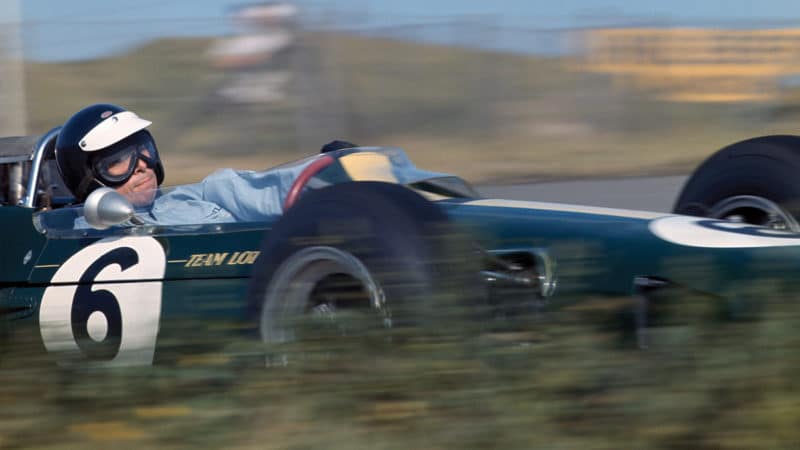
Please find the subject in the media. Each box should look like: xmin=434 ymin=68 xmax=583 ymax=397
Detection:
xmin=8 ymin=0 xmax=800 ymax=61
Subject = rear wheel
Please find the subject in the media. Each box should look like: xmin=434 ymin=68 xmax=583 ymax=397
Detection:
xmin=673 ymin=135 xmax=800 ymax=231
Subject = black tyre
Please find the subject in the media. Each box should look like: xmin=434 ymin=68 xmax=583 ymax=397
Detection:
xmin=673 ymin=135 xmax=800 ymax=231
xmin=248 ymin=181 xmax=476 ymax=349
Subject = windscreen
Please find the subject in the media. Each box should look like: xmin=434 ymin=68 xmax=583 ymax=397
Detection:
xmin=34 ymin=147 xmax=477 ymax=238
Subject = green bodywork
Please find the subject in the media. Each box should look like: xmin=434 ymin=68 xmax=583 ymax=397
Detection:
xmin=2 ymin=147 xmax=800 ymax=366
xmin=443 ymin=200 xmax=800 ymax=299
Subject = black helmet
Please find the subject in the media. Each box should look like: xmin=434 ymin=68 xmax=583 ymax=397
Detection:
xmin=55 ymin=103 xmax=165 ymax=202
xmin=320 ymin=140 xmax=358 ymax=153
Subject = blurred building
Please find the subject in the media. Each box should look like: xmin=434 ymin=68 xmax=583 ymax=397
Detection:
xmin=576 ymin=28 xmax=800 ymax=102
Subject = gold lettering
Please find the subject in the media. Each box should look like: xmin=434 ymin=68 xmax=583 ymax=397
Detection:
xmin=184 ymin=255 xmax=200 ymax=267
xmin=190 ymin=254 xmax=208 ymax=267
xmin=226 ymin=252 xmax=241 ymax=265
xmin=211 ymin=252 xmax=228 ymax=265
xmin=230 ymin=253 xmax=244 ymax=265
xmin=244 ymin=251 xmax=260 ymax=264
xmin=186 ymin=251 xmax=261 ymax=267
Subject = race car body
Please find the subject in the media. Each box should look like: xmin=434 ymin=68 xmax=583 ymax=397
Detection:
xmin=1 ymin=129 xmax=799 ymax=366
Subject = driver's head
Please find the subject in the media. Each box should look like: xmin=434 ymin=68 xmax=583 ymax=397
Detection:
xmin=320 ymin=140 xmax=357 ymax=153
xmin=55 ymin=103 xmax=165 ymax=206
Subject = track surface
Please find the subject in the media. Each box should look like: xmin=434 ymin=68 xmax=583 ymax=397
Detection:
xmin=478 ymin=176 xmax=688 ymax=213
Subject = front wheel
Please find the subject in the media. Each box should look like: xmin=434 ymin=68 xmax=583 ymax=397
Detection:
xmin=673 ymin=135 xmax=800 ymax=231
xmin=258 ymin=245 xmax=391 ymax=344
xmin=248 ymin=181 xmax=477 ymax=354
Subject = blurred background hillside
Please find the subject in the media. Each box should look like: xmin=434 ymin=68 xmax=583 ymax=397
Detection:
xmin=6 ymin=1 xmax=800 ymax=184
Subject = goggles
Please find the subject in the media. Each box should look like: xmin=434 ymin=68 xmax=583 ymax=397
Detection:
xmin=90 ymin=133 xmax=159 ymax=186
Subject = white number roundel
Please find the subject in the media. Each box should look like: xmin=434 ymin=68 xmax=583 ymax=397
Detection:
xmin=650 ymin=216 xmax=800 ymax=248
xmin=39 ymin=237 xmax=166 ymax=367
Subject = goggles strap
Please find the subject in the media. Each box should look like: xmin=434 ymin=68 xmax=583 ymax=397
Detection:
xmin=76 ymin=171 xmax=98 ymax=200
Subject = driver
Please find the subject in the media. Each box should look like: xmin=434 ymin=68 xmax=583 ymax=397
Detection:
xmin=55 ymin=104 xmax=164 ymax=207
xmin=55 ymin=103 xmax=357 ymax=226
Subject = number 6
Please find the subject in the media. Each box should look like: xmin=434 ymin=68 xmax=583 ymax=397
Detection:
xmin=40 ymin=237 xmax=165 ymax=367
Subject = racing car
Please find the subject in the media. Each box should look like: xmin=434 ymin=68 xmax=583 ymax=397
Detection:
xmin=2 ymin=127 xmax=800 ymax=367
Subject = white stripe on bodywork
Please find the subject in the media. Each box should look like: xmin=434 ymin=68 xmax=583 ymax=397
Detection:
xmin=464 ymin=199 xmax=666 ymax=220
xmin=649 ymin=215 xmax=800 ymax=248
xmin=80 ymin=111 xmax=152 ymax=151
xmin=464 ymin=199 xmax=800 ymax=248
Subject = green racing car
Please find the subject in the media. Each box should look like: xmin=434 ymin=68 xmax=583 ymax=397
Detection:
xmin=2 ymin=128 xmax=800 ymax=367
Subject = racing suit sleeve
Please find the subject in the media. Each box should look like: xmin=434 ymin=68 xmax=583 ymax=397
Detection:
xmin=151 ymin=166 xmax=304 ymax=223
xmin=146 ymin=192 xmax=236 ymax=225
xmin=73 ymin=164 xmax=306 ymax=228
xmin=72 ymin=186 xmax=238 ymax=228
xmin=191 ymin=167 xmax=303 ymax=221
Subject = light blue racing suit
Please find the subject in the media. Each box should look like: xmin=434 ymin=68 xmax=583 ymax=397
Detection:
xmin=74 ymin=162 xmax=310 ymax=228
xmin=142 ymin=166 xmax=305 ymax=225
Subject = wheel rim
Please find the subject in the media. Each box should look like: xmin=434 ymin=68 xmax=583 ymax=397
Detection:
xmin=260 ymin=246 xmax=390 ymax=345
xmin=707 ymin=195 xmax=800 ymax=232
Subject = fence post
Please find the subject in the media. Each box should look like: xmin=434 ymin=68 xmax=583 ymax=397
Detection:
xmin=0 ymin=0 xmax=27 ymax=136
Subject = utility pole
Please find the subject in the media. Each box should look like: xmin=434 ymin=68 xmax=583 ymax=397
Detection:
xmin=0 ymin=0 xmax=27 ymax=136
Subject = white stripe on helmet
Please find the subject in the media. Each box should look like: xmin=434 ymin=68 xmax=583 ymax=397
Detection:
xmin=79 ymin=111 xmax=152 ymax=152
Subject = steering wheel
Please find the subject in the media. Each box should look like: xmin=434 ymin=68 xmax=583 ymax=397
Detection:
xmin=283 ymin=155 xmax=336 ymax=211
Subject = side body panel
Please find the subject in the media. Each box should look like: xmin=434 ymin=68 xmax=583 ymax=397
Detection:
xmin=10 ymin=193 xmax=800 ymax=366
xmin=9 ymin=225 xmax=269 ymax=367
xmin=442 ymin=199 xmax=800 ymax=299
xmin=0 ymin=207 xmax=47 ymax=283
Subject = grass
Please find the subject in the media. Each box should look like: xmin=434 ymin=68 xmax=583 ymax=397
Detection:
xmin=3 ymin=281 xmax=800 ymax=449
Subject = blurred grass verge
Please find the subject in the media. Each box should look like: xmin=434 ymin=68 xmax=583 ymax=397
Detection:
xmin=24 ymin=33 xmax=800 ymax=186
xmin=1 ymin=276 xmax=800 ymax=449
